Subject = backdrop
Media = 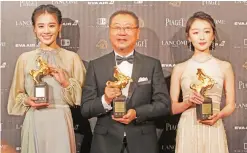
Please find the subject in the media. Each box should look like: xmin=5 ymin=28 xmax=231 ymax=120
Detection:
xmin=1 ymin=1 xmax=247 ymax=153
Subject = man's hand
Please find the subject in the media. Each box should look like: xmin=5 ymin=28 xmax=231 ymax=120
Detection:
xmin=112 ymin=109 xmax=137 ymax=124
xmin=104 ymin=86 xmax=121 ymax=104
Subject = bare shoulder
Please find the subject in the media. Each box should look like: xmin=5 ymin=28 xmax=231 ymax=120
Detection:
xmin=215 ymin=58 xmax=232 ymax=71
xmin=172 ymin=60 xmax=189 ymax=75
xmin=222 ymin=60 xmax=232 ymax=69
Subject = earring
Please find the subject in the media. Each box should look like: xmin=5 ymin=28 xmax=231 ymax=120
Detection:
xmin=35 ymin=34 xmax=39 ymax=45
xmin=189 ymin=42 xmax=192 ymax=51
xmin=59 ymin=32 xmax=62 ymax=39
xmin=211 ymin=41 xmax=215 ymax=51
xmin=212 ymin=41 xmax=215 ymax=50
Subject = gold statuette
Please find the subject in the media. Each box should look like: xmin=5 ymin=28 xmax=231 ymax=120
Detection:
xmin=106 ymin=67 xmax=133 ymax=118
xmin=190 ymin=68 xmax=216 ymax=120
xmin=29 ymin=56 xmax=53 ymax=103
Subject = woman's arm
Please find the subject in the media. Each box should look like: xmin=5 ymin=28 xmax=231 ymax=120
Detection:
xmin=171 ymin=64 xmax=192 ymax=115
xmin=200 ymin=62 xmax=235 ymax=126
xmin=218 ymin=62 xmax=235 ymax=118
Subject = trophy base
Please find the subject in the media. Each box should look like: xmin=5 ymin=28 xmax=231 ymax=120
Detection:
xmin=34 ymin=82 xmax=49 ymax=103
xmin=113 ymin=95 xmax=127 ymax=118
xmin=196 ymin=97 xmax=213 ymax=120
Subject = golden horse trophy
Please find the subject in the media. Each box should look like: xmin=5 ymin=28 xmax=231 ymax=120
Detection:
xmin=29 ymin=56 xmax=52 ymax=103
xmin=190 ymin=68 xmax=216 ymax=120
xmin=106 ymin=67 xmax=133 ymax=118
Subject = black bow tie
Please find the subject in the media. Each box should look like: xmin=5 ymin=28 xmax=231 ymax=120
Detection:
xmin=115 ymin=55 xmax=134 ymax=64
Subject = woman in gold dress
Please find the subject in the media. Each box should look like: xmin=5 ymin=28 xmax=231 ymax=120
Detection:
xmin=170 ymin=11 xmax=235 ymax=153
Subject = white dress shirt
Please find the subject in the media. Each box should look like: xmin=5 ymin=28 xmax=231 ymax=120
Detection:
xmin=101 ymin=51 xmax=134 ymax=111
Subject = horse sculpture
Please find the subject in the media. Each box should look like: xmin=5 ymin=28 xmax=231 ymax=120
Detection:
xmin=29 ymin=56 xmax=52 ymax=84
xmin=106 ymin=67 xmax=133 ymax=89
xmin=190 ymin=68 xmax=216 ymax=95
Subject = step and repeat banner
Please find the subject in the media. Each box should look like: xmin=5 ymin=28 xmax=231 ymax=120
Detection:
xmin=1 ymin=1 xmax=247 ymax=153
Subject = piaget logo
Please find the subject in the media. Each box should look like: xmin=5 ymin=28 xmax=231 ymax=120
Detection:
xmin=238 ymin=80 xmax=247 ymax=89
xmin=165 ymin=123 xmax=177 ymax=131
xmin=165 ymin=18 xmax=185 ymax=27
xmin=136 ymin=39 xmax=148 ymax=48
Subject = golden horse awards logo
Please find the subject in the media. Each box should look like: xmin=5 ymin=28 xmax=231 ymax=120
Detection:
xmin=96 ymin=39 xmax=108 ymax=50
xmin=243 ymin=62 xmax=247 ymax=69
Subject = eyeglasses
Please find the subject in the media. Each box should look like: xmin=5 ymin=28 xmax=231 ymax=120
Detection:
xmin=110 ymin=26 xmax=138 ymax=33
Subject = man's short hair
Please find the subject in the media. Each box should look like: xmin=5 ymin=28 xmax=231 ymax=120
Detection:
xmin=109 ymin=10 xmax=139 ymax=28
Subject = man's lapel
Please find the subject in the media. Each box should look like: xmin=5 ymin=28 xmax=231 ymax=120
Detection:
xmin=127 ymin=51 xmax=143 ymax=102
xmin=106 ymin=51 xmax=116 ymax=81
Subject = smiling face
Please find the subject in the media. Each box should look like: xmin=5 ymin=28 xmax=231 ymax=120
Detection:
xmin=33 ymin=12 xmax=61 ymax=49
xmin=188 ymin=19 xmax=215 ymax=53
xmin=109 ymin=14 xmax=140 ymax=55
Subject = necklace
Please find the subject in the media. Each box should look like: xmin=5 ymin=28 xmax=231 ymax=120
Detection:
xmin=37 ymin=47 xmax=62 ymax=53
xmin=36 ymin=48 xmax=61 ymax=67
xmin=191 ymin=53 xmax=213 ymax=63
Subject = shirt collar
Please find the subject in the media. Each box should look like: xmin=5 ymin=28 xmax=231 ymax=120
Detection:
xmin=114 ymin=50 xmax=134 ymax=57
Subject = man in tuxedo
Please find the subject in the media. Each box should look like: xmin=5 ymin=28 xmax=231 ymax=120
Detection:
xmin=81 ymin=10 xmax=170 ymax=153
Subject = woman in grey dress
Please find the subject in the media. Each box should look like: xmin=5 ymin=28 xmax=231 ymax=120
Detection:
xmin=7 ymin=4 xmax=86 ymax=153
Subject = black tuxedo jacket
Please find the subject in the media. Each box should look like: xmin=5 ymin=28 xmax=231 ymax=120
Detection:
xmin=81 ymin=51 xmax=170 ymax=153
